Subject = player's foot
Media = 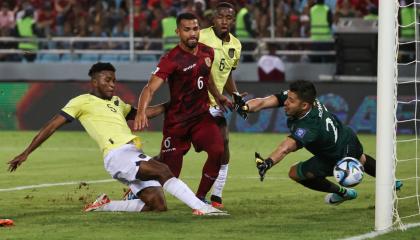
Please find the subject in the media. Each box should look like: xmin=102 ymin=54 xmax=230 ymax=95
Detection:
xmin=325 ymin=188 xmax=358 ymax=206
xmin=0 ymin=219 xmax=14 ymax=227
xmin=210 ymin=195 xmax=224 ymax=209
xmin=84 ymin=193 xmax=111 ymax=212
xmin=192 ymin=205 xmax=229 ymax=216
xmin=122 ymin=189 xmax=138 ymax=200
xmin=395 ymin=180 xmax=403 ymax=191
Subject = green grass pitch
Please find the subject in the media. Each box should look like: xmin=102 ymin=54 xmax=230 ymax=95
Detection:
xmin=1 ymin=131 xmax=420 ymax=240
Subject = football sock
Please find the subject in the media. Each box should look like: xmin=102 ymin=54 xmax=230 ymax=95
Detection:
xmin=196 ymin=158 xmax=220 ymax=199
xmin=298 ymin=177 xmax=343 ymax=195
xmin=364 ymin=154 xmax=376 ymax=177
xmin=96 ymin=199 xmax=145 ymax=212
xmin=163 ymin=177 xmax=206 ymax=210
xmin=211 ymin=164 xmax=228 ymax=199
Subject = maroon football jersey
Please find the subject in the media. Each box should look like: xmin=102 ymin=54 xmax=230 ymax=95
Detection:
xmin=153 ymin=43 xmax=214 ymax=126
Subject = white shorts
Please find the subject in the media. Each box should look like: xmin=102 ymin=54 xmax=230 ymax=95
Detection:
xmin=209 ymin=106 xmax=225 ymax=118
xmin=104 ymin=144 xmax=161 ymax=195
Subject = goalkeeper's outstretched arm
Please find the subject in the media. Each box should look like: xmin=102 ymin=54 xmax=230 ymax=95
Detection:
xmin=255 ymin=137 xmax=298 ymax=181
xmin=244 ymin=95 xmax=280 ymax=113
xmin=269 ymin=137 xmax=298 ymax=165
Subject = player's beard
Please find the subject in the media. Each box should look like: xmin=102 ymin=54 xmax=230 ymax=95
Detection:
xmin=185 ymin=38 xmax=198 ymax=49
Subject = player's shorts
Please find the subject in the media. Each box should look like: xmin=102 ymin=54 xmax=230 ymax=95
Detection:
xmin=209 ymin=106 xmax=227 ymax=126
xmin=209 ymin=106 xmax=225 ymax=118
xmin=104 ymin=143 xmax=161 ymax=195
xmin=160 ymin=112 xmax=224 ymax=177
xmin=297 ymin=130 xmax=364 ymax=179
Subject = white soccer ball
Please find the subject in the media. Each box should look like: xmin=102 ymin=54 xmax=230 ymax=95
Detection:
xmin=333 ymin=157 xmax=364 ymax=187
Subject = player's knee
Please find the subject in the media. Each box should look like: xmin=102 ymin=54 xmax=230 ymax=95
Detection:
xmin=288 ymin=165 xmax=300 ymax=181
xmin=141 ymin=188 xmax=167 ymax=212
xmin=152 ymin=200 xmax=167 ymax=212
xmin=152 ymin=160 xmax=174 ymax=183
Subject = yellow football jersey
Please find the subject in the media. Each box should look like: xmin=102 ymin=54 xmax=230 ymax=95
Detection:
xmin=199 ymin=27 xmax=242 ymax=106
xmin=61 ymin=94 xmax=140 ymax=157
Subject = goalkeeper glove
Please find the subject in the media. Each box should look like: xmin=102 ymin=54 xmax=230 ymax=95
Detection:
xmin=232 ymin=92 xmax=248 ymax=120
xmin=255 ymin=152 xmax=274 ymax=182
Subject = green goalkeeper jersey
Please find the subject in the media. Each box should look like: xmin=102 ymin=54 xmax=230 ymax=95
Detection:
xmin=275 ymin=91 xmax=354 ymax=162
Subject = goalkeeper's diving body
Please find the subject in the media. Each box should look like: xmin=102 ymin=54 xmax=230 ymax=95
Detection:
xmin=238 ymin=80 xmax=402 ymax=205
xmin=7 ymin=62 xmax=226 ymax=216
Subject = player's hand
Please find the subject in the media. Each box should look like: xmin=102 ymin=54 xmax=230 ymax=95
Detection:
xmin=255 ymin=152 xmax=273 ymax=182
xmin=233 ymin=92 xmax=248 ymax=120
xmin=133 ymin=111 xmax=149 ymax=131
xmin=8 ymin=153 xmax=28 ymax=172
xmin=215 ymin=95 xmax=233 ymax=112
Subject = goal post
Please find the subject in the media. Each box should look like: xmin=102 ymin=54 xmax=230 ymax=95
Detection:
xmin=375 ymin=0 xmax=398 ymax=231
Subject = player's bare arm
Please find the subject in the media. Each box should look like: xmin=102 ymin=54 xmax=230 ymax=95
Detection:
xmin=146 ymin=103 xmax=167 ymax=119
xmin=125 ymin=103 xmax=166 ymax=121
xmin=224 ymin=72 xmax=248 ymax=100
xmin=255 ymin=137 xmax=298 ymax=181
xmin=208 ymin=74 xmax=233 ymax=111
xmin=269 ymin=137 xmax=299 ymax=165
xmin=8 ymin=114 xmax=68 ymax=172
xmin=244 ymin=95 xmax=280 ymax=113
xmin=134 ymin=75 xmax=165 ymax=130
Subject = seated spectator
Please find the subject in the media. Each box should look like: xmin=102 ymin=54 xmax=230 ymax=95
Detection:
xmin=334 ymin=0 xmax=357 ymax=24
xmin=110 ymin=21 xmax=129 ymax=50
xmin=36 ymin=2 xmax=56 ymax=49
xmin=0 ymin=2 xmax=15 ymax=32
xmin=0 ymin=2 xmax=17 ymax=61
xmin=54 ymin=0 xmax=74 ymax=36
xmin=88 ymin=24 xmax=107 ymax=49
xmin=257 ymin=43 xmax=285 ymax=82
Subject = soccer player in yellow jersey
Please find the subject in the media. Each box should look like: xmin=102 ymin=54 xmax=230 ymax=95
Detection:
xmin=8 ymin=62 xmax=226 ymax=216
xmin=199 ymin=2 xmax=246 ymax=208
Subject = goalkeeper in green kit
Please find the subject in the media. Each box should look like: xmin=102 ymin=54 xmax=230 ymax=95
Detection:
xmin=235 ymin=80 xmax=402 ymax=205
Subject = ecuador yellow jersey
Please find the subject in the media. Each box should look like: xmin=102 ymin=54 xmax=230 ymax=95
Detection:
xmin=199 ymin=27 xmax=242 ymax=106
xmin=60 ymin=94 xmax=140 ymax=157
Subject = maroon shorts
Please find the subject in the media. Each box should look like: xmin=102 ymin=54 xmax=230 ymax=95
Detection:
xmin=160 ymin=112 xmax=224 ymax=177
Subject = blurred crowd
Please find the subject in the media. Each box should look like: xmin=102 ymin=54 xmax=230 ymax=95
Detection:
xmin=0 ymin=0 xmax=386 ymax=63
xmin=0 ymin=0 xmax=381 ymax=40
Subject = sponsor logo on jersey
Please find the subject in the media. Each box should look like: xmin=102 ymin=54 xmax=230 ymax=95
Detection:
xmin=183 ymin=63 xmax=196 ymax=72
xmin=114 ymin=100 xmax=119 ymax=106
xmin=228 ymin=48 xmax=235 ymax=58
xmin=316 ymin=99 xmax=323 ymax=118
xmin=205 ymin=57 xmax=212 ymax=67
xmin=295 ymin=128 xmax=306 ymax=138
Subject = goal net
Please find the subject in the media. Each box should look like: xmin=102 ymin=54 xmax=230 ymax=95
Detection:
xmin=391 ymin=0 xmax=420 ymax=230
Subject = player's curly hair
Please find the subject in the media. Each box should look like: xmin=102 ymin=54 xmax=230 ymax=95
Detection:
xmin=88 ymin=62 xmax=116 ymax=78
xmin=289 ymin=80 xmax=317 ymax=104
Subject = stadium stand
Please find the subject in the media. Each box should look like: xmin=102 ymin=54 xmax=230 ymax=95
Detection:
xmin=0 ymin=0 xmax=381 ymax=65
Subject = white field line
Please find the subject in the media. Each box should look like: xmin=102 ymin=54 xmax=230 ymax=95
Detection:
xmin=0 ymin=147 xmax=162 ymax=152
xmin=0 ymin=179 xmax=115 ymax=192
xmin=0 ymin=176 xmax=295 ymax=192
xmin=340 ymin=223 xmax=420 ymax=240
xmin=0 ymin=176 xmax=377 ymax=192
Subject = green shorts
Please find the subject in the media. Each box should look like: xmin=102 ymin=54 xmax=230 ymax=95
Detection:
xmin=296 ymin=130 xmax=364 ymax=179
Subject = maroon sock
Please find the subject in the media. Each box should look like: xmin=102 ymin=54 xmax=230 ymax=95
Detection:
xmin=196 ymin=160 xmax=220 ymax=199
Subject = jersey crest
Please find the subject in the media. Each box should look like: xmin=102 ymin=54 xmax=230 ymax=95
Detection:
xmin=295 ymin=128 xmax=307 ymax=139
xmin=228 ymin=48 xmax=235 ymax=58
xmin=205 ymin=57 xmax=212 ymax=67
